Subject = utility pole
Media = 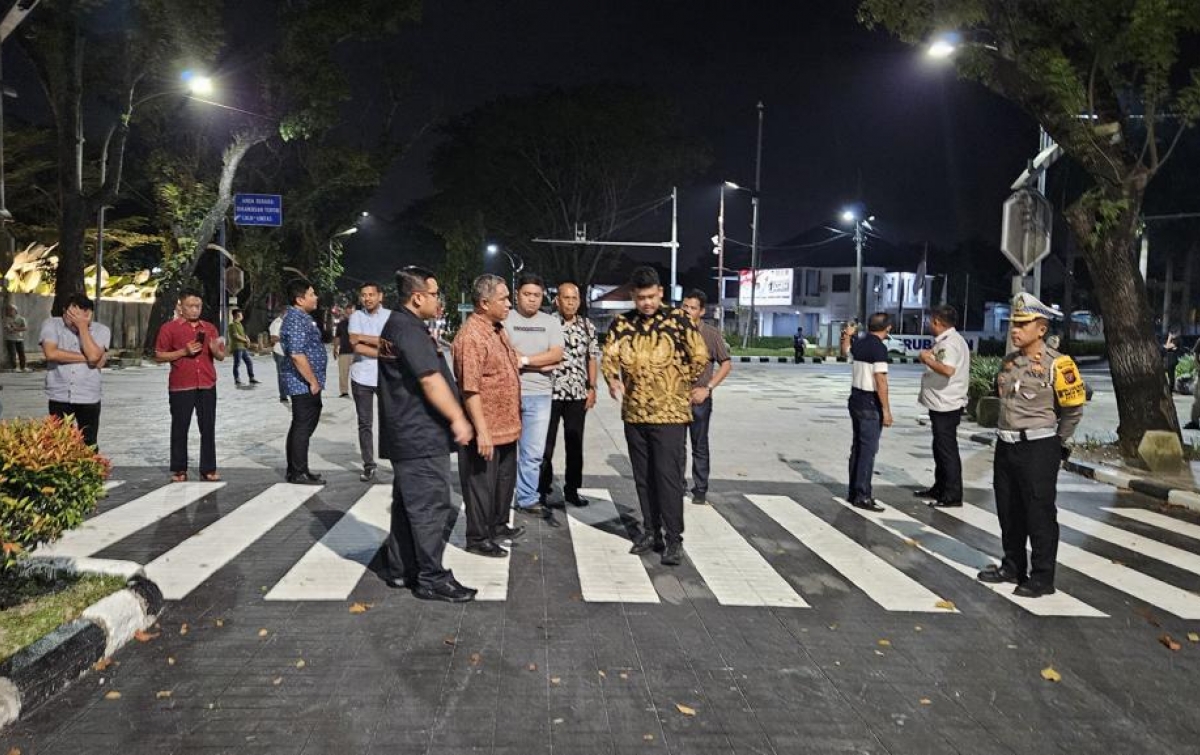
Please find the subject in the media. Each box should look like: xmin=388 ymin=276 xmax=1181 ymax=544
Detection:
xmin=853 ymin=218 xmax=864 ymax=325
xmin=743 ymin=102 xmax=764 ymax=348
xmin=716 ymin=185 xmax=726 ymax=331
xmin=670 ymin=186 xmax=678 ymax=302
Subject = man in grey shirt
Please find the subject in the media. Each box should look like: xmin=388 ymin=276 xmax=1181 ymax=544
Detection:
xmin=504 ymin=273 xmax=564 ymax=525
xmin=39 ymin=293 xmax=110 ymax=447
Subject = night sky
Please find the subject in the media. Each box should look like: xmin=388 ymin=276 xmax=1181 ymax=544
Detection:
xmin=343 ymin=0 xmax=1039 ymax=280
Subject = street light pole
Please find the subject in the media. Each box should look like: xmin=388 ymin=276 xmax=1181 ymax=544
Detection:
xmin=743 ymin=102 xmax=764 ymax=348
xmin=717 ymin=184 xmax=726 ymax=332
xmin=487 ymin=244 xmax=523 ymax=297
xmin=853 ymin=218 xmax=864 ymax=325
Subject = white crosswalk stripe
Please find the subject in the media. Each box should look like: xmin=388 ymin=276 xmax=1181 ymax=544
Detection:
xmin=941 ymin=503 xmax=1200 ymax=619
xmin=266 ymin=485 xmax=392 ymax=601
xmin=748 ymin=495 xmax=955 ymax=613
xmin=40 ymin=479 xmax=1200 ymax=618
xmin=146 ymin=483 xmax=320 ymax=600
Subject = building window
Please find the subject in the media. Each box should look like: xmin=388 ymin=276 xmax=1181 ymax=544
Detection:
xmin=804 ymin=269 xmax=820 ymax=296
xmin=831 ymin=274 xmax=851 ymax=293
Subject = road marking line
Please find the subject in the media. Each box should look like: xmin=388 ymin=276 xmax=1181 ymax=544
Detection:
xmin=1057 ymin=507 xmax=1200 ymax=576
xmin=36 ymin=482 xmax=224 ymax=558
xmin=747 ymin=495 xmax=954 ymax=613
xmin=265 ymin=485 xmax=392 ymax=601
xmin=568 ymin=489 xmax=659 ymax=603
xmin=442 ymin=496 xmax=511 ymax=601
xmin=145 ymin=483 xmax=318 ymax=600
xmin=1102 ymin=507 xmax=1200 ymax=543
xmin=942 ymin=503 xmax=1200 ymax=619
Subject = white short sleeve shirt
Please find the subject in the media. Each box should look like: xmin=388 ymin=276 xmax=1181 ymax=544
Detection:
xmin=919 ymin=328 xmax=970 ymax=412
xmin=348 ymin=307 xmax=391 ymax=388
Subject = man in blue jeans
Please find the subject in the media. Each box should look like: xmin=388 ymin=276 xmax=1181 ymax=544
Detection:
xmin=847 ymin=312 xmax=894 ymax=511
xmin=504 ymin=273 xmax=564 ymax=527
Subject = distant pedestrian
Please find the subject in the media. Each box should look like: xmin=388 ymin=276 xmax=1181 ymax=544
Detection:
xmin=227 ymin=308 xmax=258 ymax=386
xmin=914 ymin=305 xmax=970 ymax=507
xmin=453 ymin=274 xmax=524 ymax=558
xmin=847 ymin=312 xmax=894 ymax=512
xmin=977 ymin=293 xmax=1085 ymax=598
xmin=334 ymin=302 xmax=356 ymax=398
xmin=602 ymin=266 xmax=708 ymax=566
xmin=840 ymin=319 xmax=858 ymax=359
xmin=1186 ymin=338 xmax=1200 ymax=430
xmin=539 ymin=281 xmax=599 ymax=510
xmin=39 ymin=293 xmax=110 ymax=447
xmin=280 ymin=279 xmax=327 ymax=485
xmin=1163 ymin=327 xmax=1181 ymax=393
xmin=4 ymin=305 xmax=27 ymax=371
xmin=269 ymin=305 xmax=289 ymax=404
xmin=154 ymin=289 xmax=227 ymax=482
xmin=504 ymin=273 xmax=564 ymax=526
xmin=793 ymin=326 xmax=805 ymax=363
xmin=377 ymin=266 xmax=476 ymax=603
xmin=348 ymin=283 xmax=390 ymax=482
xmin=681 ymin=290 xmax=732 ymax=506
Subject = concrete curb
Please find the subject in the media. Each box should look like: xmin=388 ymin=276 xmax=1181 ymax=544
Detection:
xmin=965 ymin=431 xmax=1200 ymax=515
xmin=734 ymin=356 xmax=827 ymax=364
xmin=0 ymin=564 xmax=162 ymax=729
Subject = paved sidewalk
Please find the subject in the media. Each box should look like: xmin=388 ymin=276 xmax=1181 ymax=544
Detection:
xmin=5 ymin=357 xmax=1200 ymax=754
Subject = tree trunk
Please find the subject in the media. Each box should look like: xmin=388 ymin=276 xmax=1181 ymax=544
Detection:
xmin=1066 ymin=186 xmax=1179 ymax=457
xmin=1061 ymin=234 xmax=1076 ymax=353
xmin=50 ymin=12 xmax=89 ymax=315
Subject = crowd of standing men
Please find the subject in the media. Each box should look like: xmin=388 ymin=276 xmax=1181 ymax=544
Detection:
xmin=25 ymin=270 xmax=1083 ymax=605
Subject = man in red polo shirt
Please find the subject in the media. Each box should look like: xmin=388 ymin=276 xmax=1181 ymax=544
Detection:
xmin=154 ymin=288 xmax=227 ymax=481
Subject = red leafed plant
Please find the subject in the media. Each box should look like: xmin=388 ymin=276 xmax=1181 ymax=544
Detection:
xmin=0 ymin=416 xmax=110 ymax=573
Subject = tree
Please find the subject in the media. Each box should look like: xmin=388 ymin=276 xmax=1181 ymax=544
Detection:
xmin=859 ymin=0 xmax=1200 ymax=456
xmin=425 ymin=86 xmax=711 ymax=288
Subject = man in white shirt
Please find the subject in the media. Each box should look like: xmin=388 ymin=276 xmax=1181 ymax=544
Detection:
xmin=40 ymin=293 xmax=110 ymax=447
xmin=348 ymin=282 xmax=391 ymax=482
xmin=915 ymin=305 xmax=971 ymax=507
xmin=269 ymin=305 xmax=288 ymax=404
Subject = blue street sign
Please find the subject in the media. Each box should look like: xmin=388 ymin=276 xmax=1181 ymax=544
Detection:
xmin=233 ymin=194 xmax=283 ymax=227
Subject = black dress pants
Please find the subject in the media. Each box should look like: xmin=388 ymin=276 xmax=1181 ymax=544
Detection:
xmin=460 ymin=441 xmax=517 ymax=547
xmin=929 ymin=408 xmax=963 ymax=502
xmin=48 ymin=400 xmax=101 ymax=448
xmin=539 ymin=399 xmax=587 ymax=498
xmin=993 ymin=436 xmax=1061 ymax=588
xmin=624 ymin=422 xmax=687 ymax=545
xmin=688 ymin=397 xmax=713 ymax=498
xmin=286 ymin=391 xmax=323 ymax=477
xmin=168 ymin=388 xmax=217 ymax=474
xmin=351 ymin=381 xmax=378 ymax=470
xmin=381 ymin=455 xmax=456 ymax=589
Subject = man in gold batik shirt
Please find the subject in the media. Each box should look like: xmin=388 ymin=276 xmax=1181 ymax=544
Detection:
xmin=602 ymin=266 xmax=708 ymax=566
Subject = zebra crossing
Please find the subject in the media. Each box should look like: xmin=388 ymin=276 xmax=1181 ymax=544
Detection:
xmin=34 ymin=475 xmax=1200 ymax=620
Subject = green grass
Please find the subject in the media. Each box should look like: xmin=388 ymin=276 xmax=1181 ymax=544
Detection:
xmin=730 ymin=347 xmax=793 ymax=357
xmin=0 ymin=571 xmax=127 ymax=662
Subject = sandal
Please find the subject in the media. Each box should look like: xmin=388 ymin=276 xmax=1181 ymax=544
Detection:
xmin=171 ymin=472 xmax=188 ymax=483
xmin=201 ymin=472 xmax=221 ymax=482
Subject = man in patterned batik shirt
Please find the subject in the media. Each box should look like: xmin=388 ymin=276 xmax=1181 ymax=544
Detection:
xmin=602 ymin=266 xmax=708 ymax=567
xmin=539 ymin=282 xmax=600 ymax=509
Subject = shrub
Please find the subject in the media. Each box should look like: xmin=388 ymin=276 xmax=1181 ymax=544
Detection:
xmin=969 ymin=356 xmax=1004 ymax=403
xmin=0 ymin=416 xmax=110 ymax=573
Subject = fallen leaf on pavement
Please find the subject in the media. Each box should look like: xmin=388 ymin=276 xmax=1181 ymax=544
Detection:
xmin=878 ymin=639 xmax=891 ymax=647
xmin=443 ymin=637 xmax=457 ymax=646
xmin=676 ymin=703 xmax=697 ymax=716
xmin=1159 ymin=634 xmax=1182 ymax=652
xmin=598 ymin=670 xmax=607 ymax=678
xmin=133 ymin=629 xmax=160 ymax=642
xmin=527 ymin=663 xmax=538 ymax=672
xmin=8 ymin=747 xmax=22 ymax=755
xmin=552 ymin=718 xmax=564 ymax=724
xmin=1040 ymin=667 xmax=1062 ymax=683
xmin=935 ymin=600 xmax=956 ymax=611
xmin=258 ymin=628 xmax=269 ymax=637
xmin=214 ymin=619 xmax=224 ymax=628
xmin=1188 ymin=632 xmax=1199 ymax=643
xmin=469 ymin=653 xmax=482 ymax=667
xmin=272 ymin=677 xmax=283 ymax=686
xmin=903 ymin=538 xmax=918 ymax=547
xmin=167 ymin=657 xmax=176 ymax=666
xmin=619 ymin=672 xmax=629 ymax=680
xmin=874 ymin=650 xmax=885 ymax=656
xmin=1135 ymin=606 xmax=1161 ymax=627
xmin=295 ymin=659 xmax=306 ymax=669
xmin=919 ymin=698 xmax=932 ymax=705
xmin=550 ymin=677 xmax=561 ymax=685
xmin=93 ymin=657 xmax=113 ymax=671
xmin=348 ymin=602 xmax=373 ymax=614
xmin=532 ymin=554 xmax=540 ymax=561
xmin=104 ymin=690 xmax=122 ymax=700
xmin=156 ymin=690 xmax=172 ymax=699
xmin=179 ymin=623 xmax=189 ymax=635
xmin=914 ymin=626 xmax=923 ymax=632
xmin=643 ymin=734 xmax=655 ymax=741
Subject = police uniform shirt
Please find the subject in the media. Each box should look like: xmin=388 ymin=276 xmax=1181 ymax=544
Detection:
xmin=996 ymin=347 xmax=1085 ymax=440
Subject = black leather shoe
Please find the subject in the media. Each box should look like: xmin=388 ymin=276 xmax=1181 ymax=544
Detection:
xmin=465 ymin=541 xmax=508 ymax=558
xmin=495 ymin=524 xmax=525 ymax=540
xmin=851 ymin=499 xmax=884 ymax=512
xmin=450 ymin=579 xmax=478 ymax=597
xmin=913 ymin=488 xmax=941 ymax=499
xmin=652 ymin=538 xmax=666 ymax=553
xmin=929 ymin=499 xmax=963 ymax=508
xmin=516 ymin=503 xmax=550 ymax=516
xmin=1013 ymin=582 xmax=1055 ymax=598
xmin=565 ymin=495 xmax=589 ymax=507
xmin=977 ymin=565 xmax=1023 ymax=584
xmin=385 ymin=576 xmax=416 ymax=590
xmin=1186 ymin=421 xmax=1200 ymax=430
xmin=544 ymin=511 xmax=562 ymax=528
xmin=661 ymin=542 xmax=683 ymax=566
xmin=286 ymin=472 xmax=324 ymax=485
xmin=629 ymin=534 xmax=655 ymax=555
xmin=413 ymin=581 xmax=475 ymax=603
xmin=359 ymin=466 xmax=377 ymax=483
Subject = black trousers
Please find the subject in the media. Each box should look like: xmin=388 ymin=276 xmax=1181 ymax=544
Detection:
xmin=6 ymin=340 xmax=25 ymax=369
xmin=169 ymin=388 xmax=217 ymax=474
xmin=688 ymin=397 xmax=713 ymax=498
xmin=460 ymin=441 xmax=517 ymax=547
xmin=351 ymin=381 xmax=378 ymax=469
xmin=993 ymin=436 xmax=1061 ymax=587
xmin=286 ymin=392 xmax=323 ymax=477
xmin=929 ymin=408 xmax=963 ymax=502
xmin=624 ymin=422 xmax=687 ymax=545
xmin=380 ymin=455 xmax=456 ymax=589
xmin=539 ymin=399 xmax=587 ymax=498
xmin=48 ymin=400 xmax=101 ymax=448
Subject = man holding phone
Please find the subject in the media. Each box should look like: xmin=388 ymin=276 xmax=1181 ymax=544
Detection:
xmin=155 ymin=289 xmax=226 ymax=481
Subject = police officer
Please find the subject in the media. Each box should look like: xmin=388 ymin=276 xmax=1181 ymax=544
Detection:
xmin=977 ymin=293 xmax=1085 ymax=598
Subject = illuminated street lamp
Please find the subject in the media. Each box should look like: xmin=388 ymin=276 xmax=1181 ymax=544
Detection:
xmin=486 ymin=243 xmax=523 ymax=299
xmin=841 ymin=208 xmax=875 ymax=325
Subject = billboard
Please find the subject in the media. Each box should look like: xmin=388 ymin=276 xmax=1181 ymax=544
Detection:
xmin=738 ymin=268 xmax=794 ymax=306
